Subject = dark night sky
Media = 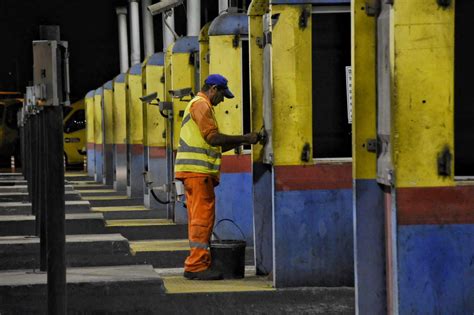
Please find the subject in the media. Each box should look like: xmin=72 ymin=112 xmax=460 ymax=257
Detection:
xmin=0 ymin=0 xmax=221 ymax=102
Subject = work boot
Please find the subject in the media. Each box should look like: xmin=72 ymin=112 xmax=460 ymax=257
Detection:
xmin=183 ymin=268 xmax=223 ymax=280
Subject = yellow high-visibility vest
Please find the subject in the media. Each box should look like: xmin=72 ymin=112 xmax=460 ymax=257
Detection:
xmin=174 ymin=96 xmax=222 ymax=176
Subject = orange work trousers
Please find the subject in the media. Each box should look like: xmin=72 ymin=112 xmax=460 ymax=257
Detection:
xmin=183 ymin=176 xmax=216 ymax=272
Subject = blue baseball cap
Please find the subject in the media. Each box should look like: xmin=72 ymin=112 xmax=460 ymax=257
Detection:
xmin=205 ymin=74 xmax=234 ymax=99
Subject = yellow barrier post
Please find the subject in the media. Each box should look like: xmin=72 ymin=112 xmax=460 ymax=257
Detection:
xmin=351 ymin=0 xmax=386 ymax=313
xmin=85 ymin=90 xmax=96 ymax=177
xmin=142 ymin=53 xmax=166 ymax=209
xmin=248 ymin=0 xmax=271 ymax=276
xmin=208 ymin=10 xmax=254 ymax=245
xmin=93 ymin=87 xmax=104 ymax=182
xmin=126 ymin=63 xmax=145 ymax=198
xmin=102 ymin=80 xmax=114 ymax=185
xmin=113 ymin=73 xmax=128 ymax=191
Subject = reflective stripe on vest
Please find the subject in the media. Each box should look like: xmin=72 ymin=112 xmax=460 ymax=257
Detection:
xmin=174 ymin=96 xmax=222 ymax=176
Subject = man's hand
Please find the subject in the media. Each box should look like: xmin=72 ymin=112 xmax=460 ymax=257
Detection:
xmin=244 ymin=132 xmax=259 ymax=145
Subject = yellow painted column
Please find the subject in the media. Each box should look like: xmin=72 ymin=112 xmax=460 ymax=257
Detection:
xmin=142 ymin=53 xmax=166 ymax=209
xmin=271 ymin=4 xmax=312 ymax=166
xmin=126 ymin=63 xmax=145 ymax=197
xmin=248 ymin=1 xmax=267 ymax=162
xmin=199 ymin=22 xmax=212 ymax=87
xmin=102 ymin=80 xmax=114 ymax=185
xmin=209 ymin=35 xmax=244 ymax=148
xmin=113 ymin=73 xmax=128 ymax=191
xmin=352 ymin=1 xmax=377 ymax=180
xmin=171 ymin=39 xmax=198 ymax=150
xmin=93 ymin=87 xmax=104 ymax=182
xmin=248 ymin=0 xmax=272 ymax=276
xmin=85 ymin=90 xmax=96 ymax=176
xmin=351 ymin=1 xmax=386 ymax=313
xmin=392 ymin=1 xmax=455 ymax=188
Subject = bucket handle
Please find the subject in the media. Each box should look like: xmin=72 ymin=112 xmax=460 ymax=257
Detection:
xmin=212 ymin=218 xmax=246 ymax=241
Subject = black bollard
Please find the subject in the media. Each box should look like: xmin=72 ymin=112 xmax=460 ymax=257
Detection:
xmin=44 ymin=106 xmax=66 ymax=314
xmin=39 ymin=110 xmax=48 ymax=271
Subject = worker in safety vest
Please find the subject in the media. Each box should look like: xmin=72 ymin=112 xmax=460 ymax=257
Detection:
xmin=175 ymin=74 xmax=259 ymax=280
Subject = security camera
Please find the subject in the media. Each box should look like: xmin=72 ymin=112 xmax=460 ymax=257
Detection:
xmin=168 ymin=88 xmax=192 ymax=99
xmin=140 ymin=92 xmax=159 ymax=104
xmin=148 ymin=0 xmax=183 ymax=16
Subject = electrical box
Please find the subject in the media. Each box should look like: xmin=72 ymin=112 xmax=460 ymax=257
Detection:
xmin=32 ymin=40 xmax=70 ymax=107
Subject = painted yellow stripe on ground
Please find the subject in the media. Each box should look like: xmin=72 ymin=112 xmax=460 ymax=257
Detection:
xmin=91 ymin=206 xmax=148 ymax=212
xmin=72 ymin=184 xmax=107 ymax=188
xmin=77 ymin=189 xmax=117 ymax=193
xmin=162 ymin=275 xmax=274 ymax=294
xmin=65 ymin=172 xmax=88 ymax=177
xmin=69 ymin=181 xmax=100 ymax=185
xmin=105 ymin=219 xmax=174 ymax=227
xmin=82 ymin=196 xmax=129 ymax=201
xmin=129 ymin=239 xmax=189 ymax=254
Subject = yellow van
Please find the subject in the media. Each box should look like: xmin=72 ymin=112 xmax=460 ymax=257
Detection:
xmin=63 ymin=99 xmax=86 ymax=166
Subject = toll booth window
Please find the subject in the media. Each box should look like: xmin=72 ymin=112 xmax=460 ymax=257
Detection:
xmin=242 ymin=39 xmax=250 ymax=150
xmin=455 ymin=0 xmax=474 ymax=176
xmin=312 ymin=12 xmax=351 ymax=158
xmin=64 ymin=109 xmax=86 ymax=134
xmin=5 ymin=103 xmax=21 ymax=129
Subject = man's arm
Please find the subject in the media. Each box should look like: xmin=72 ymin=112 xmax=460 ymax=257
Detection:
xmin=207 ymin=132 xmax=259 ymax=152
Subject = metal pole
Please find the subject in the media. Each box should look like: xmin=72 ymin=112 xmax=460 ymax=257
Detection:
xmin=129 ymin=0 xmax=141 ymax=65
xmin=39 ymin=110 xmax=48 ymax=271
xmin=45 ymin=106 xmax=66 ymax=314
xmin=116 ymin=7 xmax=130 ymax=73
xmin=187 ymin=0 xmax=200 ymax=36
xmin=31 ymin=114 xmax=39 ymax=221
xmin=141 ymin=0 xmax=155 ymax=58
xmin=162 ymin=9 xmax=175 ymax=51
xmin=218 ymin=0 xmax=228 ymax=14
xmin=167 ymin=111 xmax=175 ymax=220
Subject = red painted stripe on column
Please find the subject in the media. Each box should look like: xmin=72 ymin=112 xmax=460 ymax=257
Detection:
xmin=87 ymin=143 xmax=94 ymax=150
xmin=221 ymin=154 xmax=251 ymax=173
xmin=95 ymin=144 xmax=103 ymax=152
xmin=116 ymin=143 xmax=127 ymax=154
xmin=149 ymin=146 xmax=166 ymax=158
xmin=275 ymin=163 xmax=352 ymax=191
xmin=131 ymin=144 xmax=144 ymax=155
xmin=397 ymin=186 xmax=474 ymax=225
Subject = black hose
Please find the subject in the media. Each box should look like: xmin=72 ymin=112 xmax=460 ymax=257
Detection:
xmin=150 ymin=188 xmax=171 ymax=205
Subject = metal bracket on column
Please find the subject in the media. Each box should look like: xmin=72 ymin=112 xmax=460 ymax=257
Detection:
xmin=299 ymin=8 xmax=310 ymax=29
xmin=366 ymin=138 xmax=377 ymax=153
xmin=437 ymin=0 xmax=451 ymax=8
xmin=365 ymin=0 xmax=381 ymax=17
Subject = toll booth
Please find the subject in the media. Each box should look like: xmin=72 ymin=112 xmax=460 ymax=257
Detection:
xmin=142 ymin=53 xmax=166 ymax=209
xmin=208 ymin=11 xmax=253 ymax=245
xmin=170 ymin=36 xmax=199 ymax=223
xmin=249 ymin=0 xmax=353 ymax=287
xmin=126 ymin=63 xmax=144 ymax=199
xmin=102 ymin=80 xmax=114 ymax=185
xmin=93 ymin=87 xmax=104 ymax=182
xmin=113 ymin=74 xmax=128 ymax=191
xmin=85 ymin=90 xmax=95 ymax=177
xmin=353 ymin=1 xmax=474 ymax=313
